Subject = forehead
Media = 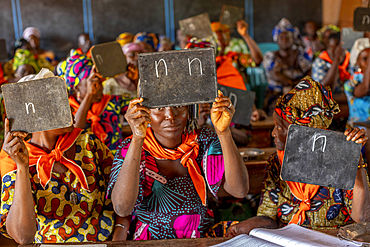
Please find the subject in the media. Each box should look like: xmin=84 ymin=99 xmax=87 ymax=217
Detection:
xmin=359 ymin=48 xmax=370 ymax=58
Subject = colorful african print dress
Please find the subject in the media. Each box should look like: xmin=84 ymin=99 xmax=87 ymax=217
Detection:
xmin=0 ymin=131 xmax=115 ymax=243
xmin=107 ymin=127 xmax=225 ymax=240
xmin=257 ymin=152 xmax=359 ymax=229
xmin=84 ymin=95 xmax=131 ymax=155
xmin=344 ymin=72 xmax=370 ymax=126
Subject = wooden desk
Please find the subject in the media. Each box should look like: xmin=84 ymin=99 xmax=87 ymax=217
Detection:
xmin=248 ymin=117 xmax=274 ymax=148
xmin=241 ymin=147 xmax=276 ymax=195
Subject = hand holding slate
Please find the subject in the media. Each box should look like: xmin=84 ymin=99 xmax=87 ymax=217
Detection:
xmin=86 ymin=65 xmax=103 ymax=96
xmin=125 ymin=98 xmax=151 ymax=139
xmin=237 ymin=20 xmax=249 ymax=37
xmin=211 ymin=90 xmax=235 ymax=133
xmin=3 ymin=118 xmax=29 ymax=167
xmin=344 ymin=127 xmax=368 ymax=145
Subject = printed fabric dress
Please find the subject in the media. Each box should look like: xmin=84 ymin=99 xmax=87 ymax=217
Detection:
xmin=0 ymin=131 xmax=115 ymax=243
xmin=257 ymin=152 xmax=362 ymax=229
xmin=344 ymin=72 xmax=370 ymax=126
xmin=107 ymin=127 xmax=225 ymax=240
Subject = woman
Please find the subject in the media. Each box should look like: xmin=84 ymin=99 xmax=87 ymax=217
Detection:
xmin=0 ymin=72 xmax=114 ymax=244
xmin=263 ymin=18 xmax=311 ymax=115
xmin=226 ymin=76 xmax=370 ymax=236
xmin=133 ymin=32 xmax=158 ymax=53
xmin=58 ymin=51 xmax=131 ymax=155
xmin=107 ymin=91 xmax=249 ymax=240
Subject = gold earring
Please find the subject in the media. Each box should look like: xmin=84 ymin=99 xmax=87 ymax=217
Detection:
xmin=77 ymin=91 xmax=81 ymax=101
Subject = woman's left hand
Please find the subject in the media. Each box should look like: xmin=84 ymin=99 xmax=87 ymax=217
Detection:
xmin=211 ymin=90 xmax=235 ymax=133
xmin=344 ymin=127 xmax=368 ymax=146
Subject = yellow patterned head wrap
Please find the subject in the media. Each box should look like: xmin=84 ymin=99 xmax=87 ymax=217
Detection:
xmin=12 ymin=49 xmax=40 ymax=73
xmin=275 ymin=76 xmax=340 ymax=129
xmin=116 ymin=32 xmax=134 ymax=47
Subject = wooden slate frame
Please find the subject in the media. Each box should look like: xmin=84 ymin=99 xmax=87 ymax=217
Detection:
xmin=281 ymin=125 xmax=362 ymax=190
xmin=179 ymin=13 xmax=214 ymax=39
xmin=354 ymin=7 xmax=370 ymax=32
xmin=138 ymin=48 xmax=217 ymax=108
xmin=219 ymin=5 xmax=245 ymax=30
xmin=91 ymin=41 xmax=127 ymax=78
xmin=2 ymin=77 xmax=73 ymax=133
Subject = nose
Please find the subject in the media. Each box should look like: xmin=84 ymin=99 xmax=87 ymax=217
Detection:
xmin=164 ymin=107 xmax=177 ymax=120
xmin=271 ymin=126 xmax=277 ymax=138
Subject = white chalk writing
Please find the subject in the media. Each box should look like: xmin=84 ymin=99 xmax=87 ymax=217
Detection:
xmin=229 ymin=92 xmax=237 ymax=107
xmin=25 ymin=103 xmax=35 ymax=114
xmin=155 ymin=59 xmax=168 ymax=78
xmin=363 ymin=15 xmax=370 ymax=25
xmin=96 ymin=54 xmax=104 ymax=65
xmin=312 ymin=134 xmax=327 ymax=152
xmin=188 ymin=58 xmax=203 ymax=76
xmin=189 ymin=23 xmax=196 ymax=31
xmin=223 ymin=10 xmax=230 ymax=19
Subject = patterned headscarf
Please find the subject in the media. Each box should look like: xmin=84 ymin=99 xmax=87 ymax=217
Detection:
xmin=116 ymin=32 xmax=134 ymax=47
xmin=317 ymin=25 xmax=340 ymax=42
xmin=122 ymin=42 xmax=144 ymax=55
xmin=134 ymin=32 xmax=158 ymax=51
xmin=12 ymin=49 xmax=40 ymax=73
xmin=60 ymin=50 xmax=93 ymax=94
xmin=185 ymin=37 xmax=218 ymax=55
xmin=272 ymin=18 xmax=300 ymax=43
xmin=350 ymin=38 xmax=370 ymax=68
xmin=211 ymin=22 xmax=230 ymax=33
xmin=157 ymin=35 xmax=173 ymax=50
xmin=23 ymin=27 xmax=41 ymax=41
xmin=275 ymin=76 xmax=340 ymax=129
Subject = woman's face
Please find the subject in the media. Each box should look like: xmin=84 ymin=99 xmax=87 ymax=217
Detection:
xmin=150 ymin=106 xmax=188 ymax=144
xmin=277 ymin=32 xmax=293 ymax=50
xmin=28 ymin=35 xmax=40 ymax=50
xmin=125 ymin=50 xmax=142 ymax=66
xmin=15 ymin=64 xmax=36 ymax=78
xmin=358 ymin=48 xmax=370 ymax=72
xmin=272 ymin=112 xmax=290 ymax=151
xmin=76 ymin=77 xmax=103 ymax=104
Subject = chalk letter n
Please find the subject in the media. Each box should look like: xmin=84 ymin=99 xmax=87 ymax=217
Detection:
xmin=25 ymin=103 xmax=35 ymax=114
xmin=363 ymin=15 xmax=370 ymax=25
xmin=188 ymin=58 xmax=203 ymax=76
xmin=155 ymin=59 xmax=168 ymax=78
xmin=312 ymin=134 xmax=326 ymax=152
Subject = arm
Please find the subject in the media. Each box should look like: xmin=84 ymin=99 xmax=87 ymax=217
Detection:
xmin=112 ymin=215 xmax=132 ymax=241
xmin=318 ymin=46 xmax=342 ymax=88
xmin=111 ymin=98 xmax=151 ymax=217
xmin=344 ymin=127 xmax=370 ymax=222
xmin=2 ymin=119 xmax=36 ymax=244
xmin=237 ymin=20 xmax=263 ymax=66
xmin=226 ymin=216 xmax=278 ymax=237
xmin=354 ymin=52 xmax=370 ymax=98
xmin=211 ymin=91 xmax=249 ymax=198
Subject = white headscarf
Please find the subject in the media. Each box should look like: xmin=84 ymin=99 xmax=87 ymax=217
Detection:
xmin=350 ymin=38 xmax=370 ymax=68
xmin=22 ymin=27 xmax=41 ymax=42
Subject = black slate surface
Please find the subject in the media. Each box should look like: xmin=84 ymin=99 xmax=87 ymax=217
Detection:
xmin=179 ymin=13 xmax=213 ymax=39
xmin=138 ymin=48 xmax=217 ymax=108
xmin=218 ymin=84 xmax=255 ymax=126
xmin=354 ymin=7 xmax=370 ymax=32
xmin=91 ymin=41 xmax=127 ymax=78
xmin=2 ymin=77 xmax=73 ymax=133
xmin=220 ymin=5 xmax=245 ymax=30
xmin=281 ymin=125 xmax=362 ymax=190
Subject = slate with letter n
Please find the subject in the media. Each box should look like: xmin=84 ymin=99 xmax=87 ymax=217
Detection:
xmin=354 ymin=7 xmax=370 ymax=32
xmin=2 ymin=77 xmax=73 ymax=133
xmin=281 ymin=125 xmax=362 ymax=190
xmin=91 ymin=41 xmax=127 ymax=78
xmin=138 ymin=48 xmax=217 ymax=108
xmin=179 ymin=13 xmax=213 ymax=39
xmin=220 ymin=5 xmax=245 ymax=30
xmin=218 ymin=84 xmax=255 ymax=126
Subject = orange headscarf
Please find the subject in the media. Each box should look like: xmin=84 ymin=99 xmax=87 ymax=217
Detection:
xmin=216 ymin=56 xmax=247 ymax=91
xmin=318 ymin=51 xmax=351 ymax=82
xmin=0 ymin=128 xmax=89 ymax=190
xmin=141 ymin=128 xmax=206 ymax=206
xmin=69 ymin=95 xmax=111 ymax=142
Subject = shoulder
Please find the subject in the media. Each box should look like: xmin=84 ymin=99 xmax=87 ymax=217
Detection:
xmin=266 ymin=152 xmax=281 ymax=173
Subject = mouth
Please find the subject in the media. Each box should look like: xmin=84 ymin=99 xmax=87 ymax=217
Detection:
xmin=163 ymin=124 xmax=182 ymax=131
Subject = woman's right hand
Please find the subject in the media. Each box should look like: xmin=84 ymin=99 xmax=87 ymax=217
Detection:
xmin=86 ymin=65 xmax=103 ymax=96
xmin=124 ymin=98 xmax=151 ymax=139
xmin=2 ymin=118 xmax=29 ymax=167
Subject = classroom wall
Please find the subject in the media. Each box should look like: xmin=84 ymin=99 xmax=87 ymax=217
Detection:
xmin=0 ymin=0 xmax=322 ymax=60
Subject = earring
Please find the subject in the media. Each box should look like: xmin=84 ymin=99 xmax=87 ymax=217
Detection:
xmin=77 ymin=91 xmax=81 ymax=101
xmin=358 ymin=67 xmax=362 ymax=73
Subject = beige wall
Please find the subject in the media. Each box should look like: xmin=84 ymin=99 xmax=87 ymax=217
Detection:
xmin=323 ymin=0 xmax=363 ymax=27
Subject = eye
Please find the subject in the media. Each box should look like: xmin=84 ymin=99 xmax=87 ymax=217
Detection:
xmin=156 ymin=107 xmax=164 ymax=111
xmin=174 ymin=105 xmax=184 ymax=109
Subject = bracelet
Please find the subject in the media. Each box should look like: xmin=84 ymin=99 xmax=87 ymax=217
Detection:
xmin=358 ymin=163 xmax=368 ymax=169
xmin=115 ymin=223 xmax=130 ymax=234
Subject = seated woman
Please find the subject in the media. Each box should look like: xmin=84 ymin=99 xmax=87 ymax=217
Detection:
xmin=107 ymin=92 xmax=249 ymax=240
xmin=0 ymin=72 xmax=115 ymax=244
xmin=226 ymin=76 xmax=370 ymax=236
xmin=58 ymin=51 xmax=132 ymax=155
xmin=263 ymin=18 xmax=311 ymax=115
xmin=344 ymin=40 xmax=370 ymax=163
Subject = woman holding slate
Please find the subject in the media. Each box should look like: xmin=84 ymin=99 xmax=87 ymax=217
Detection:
xmin=226 ymin=76 xmax=370 ymax=236
xmin=107 ymin=91 xmax=249 ymax=240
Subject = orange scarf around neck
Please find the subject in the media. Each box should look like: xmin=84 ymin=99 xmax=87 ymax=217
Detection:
xmin=0 ymin=128 xmax=89 ymax=190
xmin=318 ymin=51 xmax=351 ymax=82
xmin=69 ymin=95 xmax=111 ymax=142
xmin=277 ymin=150 xmax=320 ymax=225
xmin=141 ymin=128 xmax=206 ymax=205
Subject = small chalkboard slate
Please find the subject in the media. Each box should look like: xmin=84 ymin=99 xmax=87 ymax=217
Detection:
xmin=218 ymin=85 xmax=255 ymax=126
xmin=341 ymin=28 xmax=364 ymax=50
xmin=281 ymin=125 xmax=362 ymax=190
xmin=2 ymin=77 xmax=73 ymax=133
xmin=220 ymin=5 xmax=245 ymax=30
xmin=179 ymin=13 xmax=213 ymax=39
xmin=354 ymin=7 xmax=370 ymax=32
xmin=0 ymin=39 xmax=7 ymax=62
xmin=138 ymin=48 xmax=217 ymax=108
xmin=91 ymin=41 xmax=127 ymax=78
